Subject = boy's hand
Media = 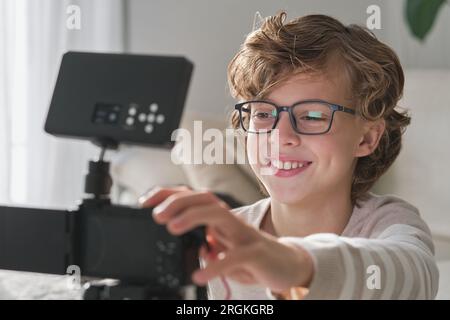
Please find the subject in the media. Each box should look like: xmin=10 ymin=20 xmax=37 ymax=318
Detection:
xmin=139 ymin=186 xmax=313 ymax=293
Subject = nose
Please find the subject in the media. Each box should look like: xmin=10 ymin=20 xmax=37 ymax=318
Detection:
xmin=270 ymin=112 xmax=301 ymax=147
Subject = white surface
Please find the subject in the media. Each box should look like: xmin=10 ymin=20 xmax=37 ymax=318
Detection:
xmin=1 ymin=261 xmax=448 ymax=300
xmin=0 ymin=270 xmax=83 ymax=300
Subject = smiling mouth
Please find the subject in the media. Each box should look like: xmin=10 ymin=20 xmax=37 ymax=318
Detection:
xmin=259 ymin=159 xmax=313 ymax=177
xmin=269 ymin=159 xmax=312 ymax=170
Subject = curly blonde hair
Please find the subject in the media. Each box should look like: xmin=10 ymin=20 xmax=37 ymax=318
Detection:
xmin=227 ymin=12 xmax=411 ymax=207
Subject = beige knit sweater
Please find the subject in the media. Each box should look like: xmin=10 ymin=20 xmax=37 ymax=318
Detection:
xmin=205 ymin=192 xmax=439 ymax=299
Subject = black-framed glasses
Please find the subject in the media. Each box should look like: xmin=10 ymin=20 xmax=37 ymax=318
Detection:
xmin=234 ymin=99 xmax=357 ymax=135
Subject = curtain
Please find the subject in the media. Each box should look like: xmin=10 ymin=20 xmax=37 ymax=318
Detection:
xmin=0 ymin=0 xmax=125 ymax=208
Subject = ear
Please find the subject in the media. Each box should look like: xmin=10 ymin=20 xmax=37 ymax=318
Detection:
xmin=354 ymin=119 xmax=386 ymax=158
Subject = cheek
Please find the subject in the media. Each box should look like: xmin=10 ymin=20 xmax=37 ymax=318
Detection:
xmin=246 ymin=135 xmax=258 ymax=166
xmin=318 ymin=131 xmax=359 ymax=176
xmin=246 ymin=134 xmax=269 ymax=166
xmin=247 ymin=134 xmax=275 ymax=181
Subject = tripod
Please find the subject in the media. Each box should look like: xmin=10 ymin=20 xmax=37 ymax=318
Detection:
xmin=80 ymin=143 xmax=207 ymax=300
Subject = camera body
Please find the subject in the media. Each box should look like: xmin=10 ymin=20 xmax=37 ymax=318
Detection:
xmin=0 ymin=197 xmax=206 ymax=299
xmin=73 ymin=198 xmax=205 ymax=290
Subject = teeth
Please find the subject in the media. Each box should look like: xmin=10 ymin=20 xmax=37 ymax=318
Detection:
xmin=272 ymin=159 xmax=279 ymax=168
xmin=271 ymin=160 xmax=310 ymax=170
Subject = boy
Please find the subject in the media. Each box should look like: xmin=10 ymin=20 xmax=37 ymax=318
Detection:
xmin=140 ymin=12 xmax=439 ymax=299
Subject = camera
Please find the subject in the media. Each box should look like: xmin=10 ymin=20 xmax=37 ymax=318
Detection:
xmin=0 ymin=51 xmax=209 ymax=299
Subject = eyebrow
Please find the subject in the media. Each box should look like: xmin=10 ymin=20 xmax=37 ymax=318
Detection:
xmin=255 ymin=98 xmax=336 ymax=106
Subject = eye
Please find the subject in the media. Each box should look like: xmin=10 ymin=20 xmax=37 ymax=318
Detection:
xmin=253 ymin=109 xmax=276 ymax=120
xmin=254 ymin=111 xmax=271 ymax=119
xmin=300 ymin=111 xmax=327 ymax=121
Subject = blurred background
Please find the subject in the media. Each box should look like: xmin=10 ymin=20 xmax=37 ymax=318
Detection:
xmin=0 ymin=0 xmax=449 ymax=298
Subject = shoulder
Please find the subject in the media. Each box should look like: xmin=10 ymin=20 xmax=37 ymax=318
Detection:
xmin=351 ymin=192 xmax=432 ymax=239
xmin=231 ymin=197 xmax=271 ymax=228
xmin=357 ymin=192 xmax=421 ymax=221
xmin=357 ymin=192 xmax=420 ymax=216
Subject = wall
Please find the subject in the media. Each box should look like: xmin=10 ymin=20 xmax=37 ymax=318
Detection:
xmin=125 ymin=0 xmax=450 ymax=117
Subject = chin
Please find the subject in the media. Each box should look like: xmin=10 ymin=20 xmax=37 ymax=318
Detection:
xmin=262 ymin=181 xmax=310 ymax=205
xmin=270 ymin=190 xmax=309 ymax=205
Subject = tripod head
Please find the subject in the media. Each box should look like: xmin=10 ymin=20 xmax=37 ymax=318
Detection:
xmin=79 ymin=142 xmax=208 ymax=300
xmin=84 ymin=143 xmax=114 ymax=201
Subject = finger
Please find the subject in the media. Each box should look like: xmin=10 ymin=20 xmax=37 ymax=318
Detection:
xmin=227 ymin=270 xmax=257 ymax=285
xmin=168 ymin=204 xmax=259 ymax=249
xmin=206 ymin=228 xmax=229 ymax=252
xmin=198 ymin=244 xmax=214 ymax=262
xmin=207 ymin=222 xmax=251 ymax=251
xmin=199 ymin=244 xmax=208 ymax=258
xmin=153 ymin=191 xmax=227 ymax=224
xmin=138 ymin=185 xmax=191 ymax=207
xmin=166 ymin=203 xmax=245 ymax=241
xmin=192 ymin=246 xmax=254 ymax=285
xmin=139 ymin=185 xmax=191 ymax=207
xmin=197 ymin=229 xmax=229 ymax=261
